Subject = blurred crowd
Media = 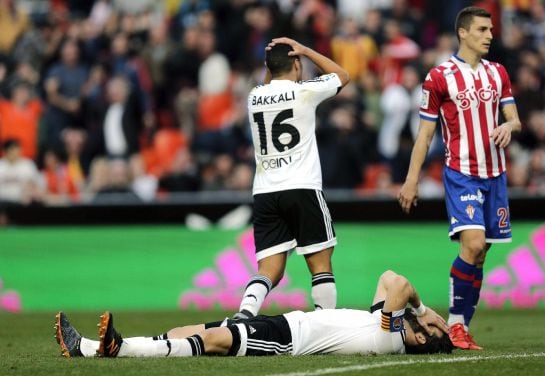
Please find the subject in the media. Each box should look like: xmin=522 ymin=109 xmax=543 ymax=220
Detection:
xmin=0 ymin=0 xmax=545 ymax=206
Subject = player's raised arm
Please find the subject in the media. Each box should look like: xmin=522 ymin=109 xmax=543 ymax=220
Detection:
xmin=267 ymin=37 xmax=350 ymax=87
xmin=374 ymin=270 xmax=448 ymax=335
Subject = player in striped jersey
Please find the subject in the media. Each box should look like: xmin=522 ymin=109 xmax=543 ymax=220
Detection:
xmin=233 ymin=38 xmax=350 ymax=320
xmin=54 ymin=270 xmax=452 ymax=358
xmin=398 ymin=7 xmax=522 ymax=350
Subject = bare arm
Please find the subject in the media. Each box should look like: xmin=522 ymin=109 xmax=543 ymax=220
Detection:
xmin=398 ymin=119 xmax=437 ymax=214
xmin=267 ymin=37 xmax=350 ymax=87
xmin=373 ymin=270 xmax=448 ymax=335
xmin=492 ymin=103 xmax=521 ymax=148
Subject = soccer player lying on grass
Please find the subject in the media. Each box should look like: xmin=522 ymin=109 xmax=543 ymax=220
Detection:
xmin=55 ymin=270 xmax=453 ymax=358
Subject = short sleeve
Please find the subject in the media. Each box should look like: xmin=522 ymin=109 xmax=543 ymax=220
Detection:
xmin=496 ymin=63 xmax=515 ymax=106
xmin=300 ymin=73 xmax=342 ymax=105
xmin=419 ymin=70 xmax=444 ymax=122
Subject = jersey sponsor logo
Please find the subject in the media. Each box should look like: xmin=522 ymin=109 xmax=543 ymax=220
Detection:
xmin=251 ymin=91 xmax=296 ymax=106
xmin=455 ymin=85 xmax=498 ymax=110
xmin=460 ymin=189 xmax=484 ymax=204
xmin=259 ymin=152 xmax=301 ymax=170
xmin=466 ymin=204 xmax=475 ymax=220
xmin=421 ymin=89 xmax=430 ymax=109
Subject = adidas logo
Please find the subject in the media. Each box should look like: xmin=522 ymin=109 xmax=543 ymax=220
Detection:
xmin=481 ymin=224 xmax=545 ymax=308
xmin=179 ymin=229 xmax=308 ymax=310
xmin=249 ymin=325 xmax=257 ymax=334
xmin=451 ymin=217 xmax=458 ymax=225
xmin=0 ymin=277 xmax=21 ymax=313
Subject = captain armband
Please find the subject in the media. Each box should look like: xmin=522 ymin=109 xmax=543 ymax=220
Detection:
xmin=381 ymin=309 xmax=405 ymax=333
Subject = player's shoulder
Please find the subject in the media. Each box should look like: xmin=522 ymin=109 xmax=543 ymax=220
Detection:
xmin=482 ymin=59 xmax=507 ymax=72
xmin=299 ymin=73 xmax=339 ymax=86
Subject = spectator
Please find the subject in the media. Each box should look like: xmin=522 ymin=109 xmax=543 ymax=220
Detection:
xmin=0 ymin=81 xmax=42 ymax=160
xmin=42 ymin=39 xmax=88 ymax=153
xmin=41 ymin=149 xmax=79 ymax=204
xmin=331 ymin=17 xmax=379 ymax=81
xmin=0 ymin=0 xmax=29 ymax=54
xmin=0 ymin=139 xmax=42 ymax=204
xmin=378 ymin=64 xmax=421 ymax=182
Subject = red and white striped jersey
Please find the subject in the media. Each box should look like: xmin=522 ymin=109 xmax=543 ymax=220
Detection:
xmin=419 ymin=55 xmax=515 ymax=178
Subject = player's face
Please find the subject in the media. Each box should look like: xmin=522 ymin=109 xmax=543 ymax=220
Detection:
xmin=462 ymin=16 xmax=493 ymax=57
xmin=403 ymin=322 xmax=445 ymax=346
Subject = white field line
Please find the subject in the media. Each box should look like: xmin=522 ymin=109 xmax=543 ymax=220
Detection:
xmin=266 ymin=352 xmax=545 ymax=376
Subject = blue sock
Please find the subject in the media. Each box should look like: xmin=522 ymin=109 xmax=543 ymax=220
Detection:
xmin=463 ymin=267 xmax=483 ymax=327
xmin=449 ymin=256 xmax=476 ymax=323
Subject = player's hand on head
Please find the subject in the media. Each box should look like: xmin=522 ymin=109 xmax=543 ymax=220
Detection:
xmin=269 ymin=37 xmax=307 ymax=56
xmin=398 ymin=182 xmax=418 ymax=214
xmin=416 ymin=307 xmax=449 ymax=335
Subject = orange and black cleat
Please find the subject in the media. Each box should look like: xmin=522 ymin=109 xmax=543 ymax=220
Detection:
xmin=97 ymin=311 xmax=123 ymax=357
xmin=54 ymin=311 xmax=83 ymax=358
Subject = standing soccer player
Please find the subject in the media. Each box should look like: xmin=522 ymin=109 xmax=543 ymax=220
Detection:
xmin=398 ymin=7 xmax=521 ymax=350
xmin=233 ymin=37 xmax=349 ymax=319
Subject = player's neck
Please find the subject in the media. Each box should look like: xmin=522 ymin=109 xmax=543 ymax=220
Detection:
xmin=456 ymin=47 xmax=482 ymax=69
xmin=272 ymin=70 xmax=298 ymax=81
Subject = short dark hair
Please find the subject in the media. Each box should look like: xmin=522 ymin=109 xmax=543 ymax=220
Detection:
xmin=3 ymin=139 xmax=20 ymax=151
xmin=455 ymin=6 xmax=491 ymax=41
xmin=404 ymin=310 xmax=454 ymax=354
xmin=265 ymin=43 xmax=298 ymax=77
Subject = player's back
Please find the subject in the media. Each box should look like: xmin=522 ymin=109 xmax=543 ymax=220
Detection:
xmin=248 ymin=74 xmax=341 ymax=195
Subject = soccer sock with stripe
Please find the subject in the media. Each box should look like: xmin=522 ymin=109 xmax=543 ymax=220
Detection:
xmin=238 ymin=275 xmax=273 ymax=317
xmin=463 ymin=267 xmax=483 ymax=328
xmin=116 ymin=335 xmax=204 ymax=357
xmin=448 ymin=256 xmax=476 ymax=327
xmin=311 ymin=272 xmax=336 ymax=309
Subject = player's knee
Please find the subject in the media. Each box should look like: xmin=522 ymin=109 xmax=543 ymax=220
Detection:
xmin=462 ymin=238 xmax=487 ymax=261
xmin=200 ymin=328 xmax=231 ymax=355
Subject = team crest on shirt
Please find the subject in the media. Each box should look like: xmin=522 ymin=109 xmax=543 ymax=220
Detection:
xmin=466 ymin=204 xmax=475 ymax=220
xmin=392 ymin=317 xmax=404 ymax=332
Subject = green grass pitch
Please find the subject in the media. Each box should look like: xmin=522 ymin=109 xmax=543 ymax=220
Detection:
xmin=1 ymin=309 xmax=544 ymax=376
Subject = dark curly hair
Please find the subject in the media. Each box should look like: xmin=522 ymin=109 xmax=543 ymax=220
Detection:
xmin=404 ymin=309 xmax=454 ymax=354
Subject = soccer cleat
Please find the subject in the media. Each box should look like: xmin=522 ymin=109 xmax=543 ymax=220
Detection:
xmin=466 ymin=332 xmax=483 ymax=350
xmin=232 ymin=309 xmax=254 ymax=320
xmin=54 ymin=311 xmax=83 ymax=358
xmin=97 ymin=311 xmax=123 ymax=357
xmin=448 ymin=323 xmax=470 ymax=350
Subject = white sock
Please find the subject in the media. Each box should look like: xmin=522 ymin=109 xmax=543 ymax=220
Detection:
xmin=117 ymin=335 xmax=203 ymax=357
xmin=238 ymin=275 xmax=272 ymax=316
xmin=448 ymin=314 xmax=465 ymax=328
xmin=311 ymin=273 xmax=336 ymax=309
xmin=80 ymin=337 xmax=99 ymax=357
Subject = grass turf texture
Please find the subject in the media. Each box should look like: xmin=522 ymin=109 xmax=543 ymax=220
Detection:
xmin=1 ymin=309 xmax=544 ymax=376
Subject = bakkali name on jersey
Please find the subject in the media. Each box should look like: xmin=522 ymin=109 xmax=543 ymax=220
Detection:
xmin=251 ymin=91 xmax=296 ymax=106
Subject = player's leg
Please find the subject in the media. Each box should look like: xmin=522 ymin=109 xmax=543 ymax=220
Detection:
xmin=304 ymin=247 xmax=336 ymax=309
xmin=443 ymin=168 xmax=488 ymax=349
xmin=55 ymin=311 xmax=99 ymax=357
xmin=291 ymin=190 xmax=337 ymax=310
xmin=236 ymin=192 xmax=294 ymax=319
xmin=236 ymin=253 xmax=287 ymax=319
xmin=97 ymin=311 xmax=235 ymax=357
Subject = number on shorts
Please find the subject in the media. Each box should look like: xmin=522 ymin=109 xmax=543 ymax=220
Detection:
xmin=497 ymin=207 xmax=509 ymax=228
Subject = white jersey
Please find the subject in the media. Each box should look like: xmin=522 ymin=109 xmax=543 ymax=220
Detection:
xmin=284 ymin=308 xmax=405 ymax=355
xmin=248 ymin=74 xmax=342 ymax=195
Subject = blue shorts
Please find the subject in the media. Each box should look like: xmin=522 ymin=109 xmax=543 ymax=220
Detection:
xmin=443 ymin=167 xmax=512 ymax=243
